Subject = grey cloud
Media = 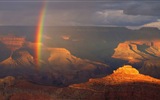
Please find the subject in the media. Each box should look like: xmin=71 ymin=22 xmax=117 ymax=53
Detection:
xmin=0 ymin=0 xmax=159 ymax=26
xmin=93 ymin=10 xmax=157 ymax=26
xmin=102 ymin=1 xmax=160 ymax=17
xmin=124 ymin=2 xmax=160 ymax=16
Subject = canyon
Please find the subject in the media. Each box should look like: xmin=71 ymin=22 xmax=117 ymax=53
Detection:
xmin=0 ymin=45 xmax=111 ymax=86
xmin=0 ymin=27 xmax=160 ymax=99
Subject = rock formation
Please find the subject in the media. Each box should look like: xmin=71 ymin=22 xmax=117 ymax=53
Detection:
xmin=0 ymin=49 xmax=34 ymax=67
xmin=140 ymin=59 xmax=160 ymax=78
xmin=45 ymin=48 xmax=111 ymax=85
xmin=113 ymin=65 xmax=139 ymax=74
xmin=0 ymin=47 xmax=111 ymax=86
xmin=0 ymin=76 xmax=15 ymax=88
xmin=69 ymin=65 xmax=160 ymax=100
xmin=0 ymin=65 xmax=159 ymax=100
xmin=112 ymin=40 xmax=160 ymax=63
xmin=112 ymin=40 xmax=160 ymax=78
xmin=0 ymin=35 xmax=25 ymax=51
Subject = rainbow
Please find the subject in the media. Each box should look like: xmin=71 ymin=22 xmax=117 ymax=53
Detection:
xmin=35 ymin=1 xmax=47 ymax=66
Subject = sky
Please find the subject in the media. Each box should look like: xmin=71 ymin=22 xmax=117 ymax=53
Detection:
xmin=0 ymin=0 xmax=159 ymax=27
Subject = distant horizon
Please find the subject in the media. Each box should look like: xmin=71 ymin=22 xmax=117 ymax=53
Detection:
xmin=0 ymin=25 xmax=159 ymax=30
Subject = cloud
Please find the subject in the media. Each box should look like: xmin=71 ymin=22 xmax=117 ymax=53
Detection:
xmin=0 ymin=0 xmax=159 ymax=26
xmin=102 ymin=1 xmax=160 ymax=17
xmin=94 ymin=10 xmax=158 ymax=26
xmin=29 ymin=1 xmax=160 ymax=26
xmin=123 ymin=2 xmax=160 ymax=16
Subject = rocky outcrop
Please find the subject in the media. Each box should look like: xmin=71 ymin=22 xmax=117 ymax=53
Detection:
xmin=45 ymin=48 xmax=111 ymax=86
xmin=112 ymin=40 xmax=160 ymax=63
xmin=113 ymin=65 xmax=139 ymax=74
xmin=112 ymin=42 xmax=143 ymax=63
xmin=112 ymin=40 xmax=160 ymax=78
xmin=140 ymin=59 xmax=160 ymax=78
xmin=0 ymin=49 xmax=34 ymax=67
xmin=0 ymin=66 xmax=160 ymax=100
xmin=71 ymin=65 xmax=160 ymax=87
xmin=0 ymin=47 xmax=111 ymax=86
xmin=0 ymin=42 xmax=11 ymax=62
xmin=0 ymin=35 xmax=25 ymax=51
xmin=47 ymin=48 xmax=109 ymax=71
xmin=0 ymin=76 xmax=15 ymax=88
xmin=70 ymin=65 xmax=160 ymax=100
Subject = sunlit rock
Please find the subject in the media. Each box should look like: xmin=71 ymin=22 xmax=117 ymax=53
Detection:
xmin=113 ymin=65 xmax=139 ymax=74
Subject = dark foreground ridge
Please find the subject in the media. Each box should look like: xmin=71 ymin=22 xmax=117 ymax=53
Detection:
xmin=0 ymin=65 xmax=160 ymax=100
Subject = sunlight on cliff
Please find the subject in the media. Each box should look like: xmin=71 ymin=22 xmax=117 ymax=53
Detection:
xmin=112 ymin=39 xmax=160 ymax=63
xmin=113 ymin=65 xmax=139 ymax=75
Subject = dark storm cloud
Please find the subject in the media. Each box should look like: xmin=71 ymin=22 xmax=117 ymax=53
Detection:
xmin=43 ymin=1 xmax=159 ymax=26
xmin=124 ymin=2 xmax=160 ymax=16
xmin=0 ymin=0 xmax=159 ymax=26
xmin=101 ymin=1 xmax=160 ymax=17
xmin=93 ymin=10 xmax=157 ymax=26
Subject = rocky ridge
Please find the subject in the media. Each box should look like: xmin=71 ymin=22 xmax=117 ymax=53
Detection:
xmin=112 ymin=40 xmax=160 ymax=78
xmin=112 ymin=40 xmax=160 ymax=63
xmin=0 ymin=47 xmax=111 ymax=86
xmin=0 ymin=65 xmax=159 ymax=100
xmin=70 ymin=65 xmax=160 ymax=100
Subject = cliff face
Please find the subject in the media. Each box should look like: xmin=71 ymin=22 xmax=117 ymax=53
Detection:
xmin=112 ymin=42 xmax=143 ymax=63
xmin=47 ymin=48 xmax=109 ymax=71
xmin=0 ymin=49 xmax=34 ymax=67
xmin=69 ymin=65 xmax=160 ymax=100
xmin=112 ymin=40 xmax=160 ymax=63
xmin=71 ymin=65 xmax=160 ymax=87
xmin=140 ymin=59 xmax=160 ymax=78
xmin=0 ymin=47 xmax=111 ymax=86
xmin=44 ymin=48 xmax=111 ymax=86
xmin=0 ymin=35 xmax=25 ymax=51
xmin=112 ymin=40 xmax=160 ymax=78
